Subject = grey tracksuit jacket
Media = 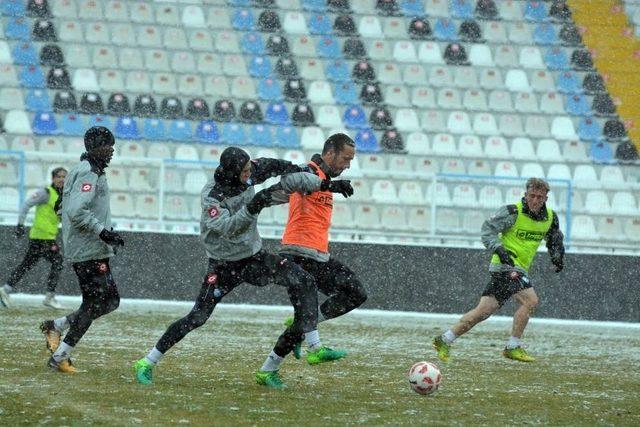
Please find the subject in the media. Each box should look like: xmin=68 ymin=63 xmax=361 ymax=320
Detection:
xmin=200 ymin=164 xmax=323 ymax=262
xmin=61 ymin=159 xmax=114 ymax=263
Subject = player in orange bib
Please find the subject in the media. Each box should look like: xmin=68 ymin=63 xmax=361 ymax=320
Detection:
xmin=257 ymin=133 xmax=367 ymax=379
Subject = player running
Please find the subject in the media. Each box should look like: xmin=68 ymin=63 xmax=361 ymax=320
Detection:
xmin=1 ymin=167 xmax=67 ymax=309
xmin=255 ymin=133 xmax=367 ymax=388
xmin=41 ymin=126 xmax=124 ymax=373
xmin=433 ymin=178 xmax=565 ymax=363
xmin=133 ymin=147 xmax=354 ymax=388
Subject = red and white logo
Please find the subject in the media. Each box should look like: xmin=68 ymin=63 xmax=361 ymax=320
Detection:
xmin=206 ymin=273 xmax=218 ymax=284
xmin=509 ymin=271 xmax=520 ymax=280
xmin=81 ymin=183 xmax=92 ymax=192
xmin=50 ymin=244 xmax=59 ymax=252
xmin=98 ymin=262 xmax=108 ymax=273
xmin=208 ymin=207 xmax=219 ymax=218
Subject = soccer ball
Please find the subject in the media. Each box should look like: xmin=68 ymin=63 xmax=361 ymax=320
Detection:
xmin=408 ymin=361 xmax=441 ymax=395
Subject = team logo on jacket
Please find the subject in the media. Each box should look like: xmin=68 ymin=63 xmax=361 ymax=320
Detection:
xmin=98 ymin=262 xmax=108 ymax=273
xmin=81 ymin=183 xmax=92 ymax=192
xmin=206 ymin=273 xmax=218 ymax=284
xmin=50 ymin=244 xmax=59 ymax=252
xmin=208 ymin=207 xmax=219 ymax=218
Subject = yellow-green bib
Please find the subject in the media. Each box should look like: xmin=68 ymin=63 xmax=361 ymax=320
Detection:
xmin=491 ymin=202 xmax=553 ymax=272
xmin=30 ymin=185 xmax=60 ymax=240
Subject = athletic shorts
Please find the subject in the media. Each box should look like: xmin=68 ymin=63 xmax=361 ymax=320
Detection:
xmin=482 ymin=271 xmax=532 ymax=306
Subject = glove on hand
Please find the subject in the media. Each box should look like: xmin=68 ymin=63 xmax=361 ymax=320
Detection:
xmin=246 ymin=189 xmax=273 ymax=215
xmin=321 ymin=179 xmax=354 ymax=198
xmin=494 ymin=246 xmax=514 ymax=267
xmin=15 ymin=224 xmax=26 ymax=237
xmin=99 ymin=228 xmax=124 ymax=246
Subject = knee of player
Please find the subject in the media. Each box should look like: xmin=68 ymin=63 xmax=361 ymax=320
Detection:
xmin=526 ymin=297 xmax=539 ymax=310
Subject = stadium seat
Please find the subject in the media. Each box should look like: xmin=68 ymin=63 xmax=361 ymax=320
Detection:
xmin=59 ymin=114 xmax=85 ymax=136
xmin=275 ymin=126 xmax=299 ymax=148
xmin=371 ymin=180 xmax=398 ymax=204
xmin=183 ymin=170 xmax=209 ymax=194
xmin=265 ymin=102 xmax=290 ymax=125
xmin=495 ymin=45 xmax=518 ymax=68
xmin=520 ymin=162 xmax=545 ymax=179
xmin=352 ymin=204 xmax=381 ymax=230
xmin=547 ymin=163 xmax=572 ymax=182
xmin=354 ymin=129 xmax=379 ymax=152
xmin=556 ymin=71 xmax=581 ymax=94
xmin=611 ymin=192 xmax=638 ymax=216
xmin=478 ymin=185 xmax=503 ymax=209
xmin=589 ymin=141 xmax=613 ymax=164
xmin=624 ymin=219 xmax=640 ymax=241
xmin=494 ymin=161 xmax=519 ymax=178
xmin=514 ymin=92 xmax=539 ymax=113
xmin=358 ymin=16 xmax=383 ymax=38
xmin=505 ymin=69 xmax=530 ymax=92
xmin=519 ymin=46 xmax=545 ymax=69
xmin=418 ymin=42 xmax=445 ymax=64
xmin=38 ymin=137 xmax=65 ymax=153
xmin=32 ymin=112 xmax=58 ymax=135
xmin=472 ymin=113 xmax=498 ymax=135
xmin=332 ymin=203 xmax=354 ymax=229
xmin=407 ymin=207 xmax=431 ymax=232
xmin=436 ymin=208 xmax=460 ymax=232
xmin=488 ymin=90 xmax=513 ymax=112
xmin=562 ymin=140 xmax=588 ymax=163
xmin=25 ymin=89 xmax=50 ymax=112
xmin=380 ymin=206 xmax=408 ymax=231
xmin=551 ymin=117 xmax=578 ymax=140
xmin=510 ymin=137 xmax=536 ymax=161
xmin=107 ymin=168 xmax=128 ymax=191
xmin=457 ymin=135 xmax=482 ymax=157
xmin=573 ymin=164 xmax=600 ymax=189
xmin=405 ymin=132 xmax=430 ymax=155
xmin=447 ymin=111 xmax=473 ymax=134
xmin=531 ymin=70 xmax=556 ymax=93
xmin=421 ymin=110 xmax=448 ymax=133
xmin=114 ymin=116 xmax=140 ymax=140
xmin=222 ymin=122 xmax=247 ymax=145
xmin=395 ymin=109 xmax=421 ymax=132
xmin=584 ymin=190 xmax=611 ymax=214
xmin=451 ymin=184 xmax=477 ymax=207
xmin=536 ymin=138 xmax=563 ymax=162
xmin=571 ymin=215 xmax=598 ymax=240
xmin=598 ymin=217 xmax=625 ymax=241
xmin=411 ymin=87 xmax=437 ymax=108
xmin=300 ymin=127 xmax=325 ymax=150
xmin=163 ymin=195 xmax=191 ymax=220
xmin=525 ymin=116 xmax=550 ymax=139
xmin=480 ymin=68 xmax=504 ymax=90
xmin=462 ymin=210 xmax=485 ymax=234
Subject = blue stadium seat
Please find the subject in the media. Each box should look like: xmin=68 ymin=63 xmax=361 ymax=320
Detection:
xmin=449 ymin=0 xmax=474 ymax=19
xmin=2 ymin=0 xmax=26 ymax=16
xmin=5 ymin=17 xmax=30 ymax=39
xmin=232 ymin=8 xmax=255 ymax=31
xmin=434 ymin=18 xmax=458 ymax=41
xmin=589 ymin=141 xmax=613 ymax=163
xmin=18 ymin=65 xmax=45 ymax=88
xmin=265 ymin=102 xmax=291 ymax=125
xmin=222 ymin=122 xmax=247 ymax=145
xmin=168 ymin=120 xmax=192 ymax=142
xmin=401 ymin=0 xmax=425 ymax=17
xmin=32 ymin=112 xmax=58 ymax=135
xmin=556 ymin=71 xmax=582 ymax=94
xmin=241 ymin=32 xmax=265 ymax=55
xmin=12 ymin=42 xmax=38 ymax=65
xmin=275 ymin=125 xmax=300 ymax=148
xmin=316 ymin=36 xmax=341 ymax=59
xmin=524 ymin=1 xmax=549 ymax=22
xmin=195 ymin=120 xmax=219 ymax=144
xmin=249 ymin=124 xmax=273 ymax=146
xmin=533 ymin=23 xmax=558 ymax=45
xmin=59 ymin=114 xmax=86 ymax=136
xmin=248 ymin=56 xmax=273 ymax=78
xmin=545 ymin=47 xmax=569 ymax=70
xmin=325 ymin=60 xmax=350 ymax=82
xmin=87 ymin=115 xmax=112 ymax=131
xmin=566 ymin=94 xmax=591 ymax=116
xmin=258 ymin=78 xmax=283 ymax=101
xmin=343 ymin=105 xmax=368 ymax=129
xmin=333 ymin=81 xmax=358 ymax=105
xmin=25 ymin=89 xmax=51 ymax=112
xmin=143 ymin=118 xmax=166 ymax=141
xmin=354 ymin=128 xmax=379 ymax=152
xmin=302 ymin=0 xmax=327 ymax=13
xmin=309 ymin=14 xmax=333 ymax=35
xmin=578 ymin=117 xmax=602 ymax=141
xmin=115 ymin=116 xmax=141 ymax=140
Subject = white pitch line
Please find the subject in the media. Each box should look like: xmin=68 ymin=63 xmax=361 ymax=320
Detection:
xmin=8 ymin=293 xmax=640 ymax=330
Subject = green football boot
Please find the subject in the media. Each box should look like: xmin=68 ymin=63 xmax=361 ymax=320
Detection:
xmin=133 ymin=358 xmax=154 ymax=385
xmin=502 ymin=346 xmax=535 ymax=362
xmin=306 ymin=346 xmax=347 ymax=365
xmin=432 ymin=336 xmax=451 ymax=363
xmin=283 ymin=316 xmax=302 ymax=360
xmin=255 ymin=370 xmax=286 ymax=389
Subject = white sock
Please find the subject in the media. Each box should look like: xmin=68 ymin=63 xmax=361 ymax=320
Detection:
xmin=507 ymin=336 xmax=522 ymax=349
xmin=442 ymin=330 xmax=457 ymax=344
xmin=145 ymin=347 xmax=164 ymax=366
xmin=52 ymin=342 xmax=74 ymax=362
xmin=305 ymin=330 xmax=321 ymax=351
xmin=4 ymin=284 xmax=14 ymax=293
xmin=260 ymin=351 xmax=284 ymax=372
xmin=53 ymin=316 xmax=70 ymax=332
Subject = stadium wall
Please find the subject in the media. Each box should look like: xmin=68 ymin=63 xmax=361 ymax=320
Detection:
xmin=1 ymin=226 xmax=638 ymax=322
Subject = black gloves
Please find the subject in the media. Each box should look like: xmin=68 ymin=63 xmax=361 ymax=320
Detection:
xmin=552 ymin=256 xmax=564 ymax=273
xmin=494 ymin=246 xmax=514 ymax=266
xmin=99 ymin=228 xmax=124 ymax=246
xmin=15 ymin=224 xmax=26 ymax=237
xmin=321 ymin=179 xmax=354 ymax=198
xmin=246 ymin=189 xmax=273 ymax=215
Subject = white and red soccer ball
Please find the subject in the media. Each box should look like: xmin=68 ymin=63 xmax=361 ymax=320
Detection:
xmin=408 ymin=361 xmax=442 ymax=395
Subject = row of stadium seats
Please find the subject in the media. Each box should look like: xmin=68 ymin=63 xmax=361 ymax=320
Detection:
xmin=2 ymin=184 xmax=637 ymax=242
xmin=30 ymin=0 xmax=572 ymax=24
xmin=0 ymin=107 xmax=613 ymax=144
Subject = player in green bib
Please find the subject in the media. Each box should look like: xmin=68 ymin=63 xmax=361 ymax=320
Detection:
xmin=433 ymin=178 xmax=565 ymax=362
xmin=1 ymin=167 xmax=67 ymax=309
